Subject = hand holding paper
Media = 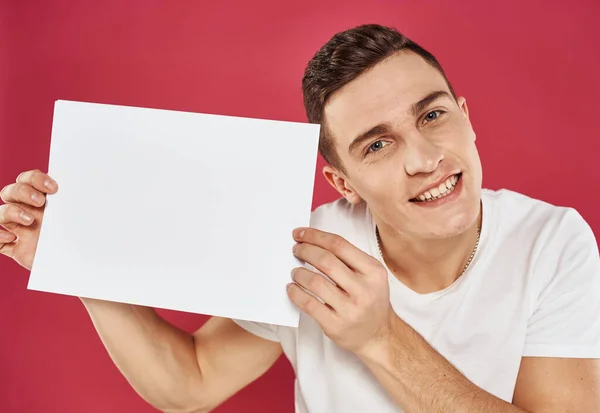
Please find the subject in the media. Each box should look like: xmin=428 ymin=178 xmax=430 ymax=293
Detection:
xmin=0 ymin=170 xmax=59 ymax=269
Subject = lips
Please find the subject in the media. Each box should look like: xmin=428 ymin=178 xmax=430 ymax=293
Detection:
xmin=410 ymin=173 xmax=461 ymax=202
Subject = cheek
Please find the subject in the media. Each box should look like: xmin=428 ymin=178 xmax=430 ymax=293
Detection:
xmin=351 ymin=169 xmax=403 ymax=203
xmin=438 ymin=120 xmax=477 ymax=154
xmin=459 ymin=118 xmax=477 ymax=144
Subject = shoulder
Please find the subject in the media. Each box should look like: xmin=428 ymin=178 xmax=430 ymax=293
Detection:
xmin=483 ymin=188 xmax=593 ymax=241
xmin=489 ymin=192 xmax=600 ymax=357
xmin=309 ymin=196 xmax=370 ymax=232
xmin=309 ymin=197 xmax=366 ymax=227
xmin=484 ymin=188 xmax=598 ymax=285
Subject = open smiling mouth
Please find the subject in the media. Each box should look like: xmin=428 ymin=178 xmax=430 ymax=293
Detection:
xmin=409 ymin=173 xmax=462 ymax=203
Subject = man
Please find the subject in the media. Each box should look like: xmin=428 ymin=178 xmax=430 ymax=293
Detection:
xmin=1 ymin=24 xmax=599 ymax=413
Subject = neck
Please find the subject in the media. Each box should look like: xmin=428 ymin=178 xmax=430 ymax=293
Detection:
xmin=376 ymin=207 xmax=482 ymax=294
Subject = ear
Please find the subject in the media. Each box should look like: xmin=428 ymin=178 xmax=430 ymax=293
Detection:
xmin=322 ymin=165 xmax=362 ymax=204
xmin=456 ymin=96 xmax=476 ymax=142
xmin=456 ymin=96 xmax=469 ymax=119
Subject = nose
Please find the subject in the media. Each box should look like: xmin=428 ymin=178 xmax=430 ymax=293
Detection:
xmin=403 ymin=133 xmax=444 ymax=176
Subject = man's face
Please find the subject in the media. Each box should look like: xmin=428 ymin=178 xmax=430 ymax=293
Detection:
xmin=323 ymin=51 xmax=482 ymax=239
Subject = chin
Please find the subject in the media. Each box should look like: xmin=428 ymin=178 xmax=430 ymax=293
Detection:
xmin=409 ymin=179 xmax=481 ymax=239
xmin=427 ymin=212 xmax=478 ymax=239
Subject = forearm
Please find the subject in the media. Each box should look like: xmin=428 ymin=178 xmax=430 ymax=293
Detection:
xmin=81 ymin=298 xmax=206 ymax=413
xmin=357 ymin=318 xmax=528 ymax=413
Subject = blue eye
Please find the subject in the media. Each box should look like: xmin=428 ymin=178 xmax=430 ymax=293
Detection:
xmin=369 ymin=141 xmax=384 ymax=152
xmin=424 ymin=110 xmax=445 ymax=123
xmin=366 ymin=140 xmax=389 ymax=155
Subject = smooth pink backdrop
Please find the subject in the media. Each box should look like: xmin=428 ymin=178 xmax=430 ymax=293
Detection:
xmin=1 ymin=1 xmax=599 ymax=412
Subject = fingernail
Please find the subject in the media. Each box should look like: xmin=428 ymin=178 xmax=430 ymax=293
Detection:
xmin=44 ymin=179 xmax=57 ymax=191
xmin=293 ymin=243 xmax=299 ymax=252
xmin=31 ymin=192 xmax=42 ymax=204
xmin=286 ymin=283 xmax=295 ymax=291
xmin=20 ymin=212 xmax=33 ymax=223
xmin=0 ymin=231 xmax=13 ymax=240
xmin=293 ymin=228 xmax=306 ymax=239
xmin=291 ymin=268 xmax=296 ymax=279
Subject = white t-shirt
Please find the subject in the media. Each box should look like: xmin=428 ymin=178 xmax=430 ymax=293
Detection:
xmin=234 ymin=189 xmax=600 ymax=413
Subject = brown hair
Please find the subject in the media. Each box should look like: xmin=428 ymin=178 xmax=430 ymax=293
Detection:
xmin=302 ymin=24 xmax=457 ymax=172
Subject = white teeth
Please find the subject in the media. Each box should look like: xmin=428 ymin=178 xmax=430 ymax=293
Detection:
xmin=413 ymin=174 xmax=460 ymax=202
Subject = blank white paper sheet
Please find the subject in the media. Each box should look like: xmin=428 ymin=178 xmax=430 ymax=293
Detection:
xmin=27 ymin=100 xmax=320 ymax=327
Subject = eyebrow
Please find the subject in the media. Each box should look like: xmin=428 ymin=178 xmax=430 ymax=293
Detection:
xmin=410 ymin=90 xmax=451 ymax=118
xmin=348 ymin=124 xmax=391 ymax=154
xmin=348 ymin=90 xmax=452 ymax=154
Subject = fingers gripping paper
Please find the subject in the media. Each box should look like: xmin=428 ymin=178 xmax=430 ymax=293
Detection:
xmin=28 ymin=100 xmax=320 ymax=327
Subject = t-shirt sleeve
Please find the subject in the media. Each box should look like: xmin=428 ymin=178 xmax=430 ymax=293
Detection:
xmin=232 ymin=319 xmax=280 ymax=342
xmin=523 ymin=209 xmax=600 ymax=358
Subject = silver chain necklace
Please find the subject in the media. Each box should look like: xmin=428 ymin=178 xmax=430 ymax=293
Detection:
xmin=375 ymin=226 xmax=481 ymax=277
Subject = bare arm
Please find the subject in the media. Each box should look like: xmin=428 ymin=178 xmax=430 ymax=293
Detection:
xmin=356 ymin=318 xmax=529 ymax=413
xmin=83 ymin=299 xmax=282 ymax=413
xmin=513 ymin=357 xmax=600 ymax=412
xmin=357 ymin=318 xmax=600 ymax=412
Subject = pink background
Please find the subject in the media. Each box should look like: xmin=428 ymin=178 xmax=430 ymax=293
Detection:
xmin=1 ymin=0 xmax=598 ymax=412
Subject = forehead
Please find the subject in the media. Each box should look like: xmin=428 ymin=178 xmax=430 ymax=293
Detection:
xmin=324 ymin=51 xmax=450 ymax=144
